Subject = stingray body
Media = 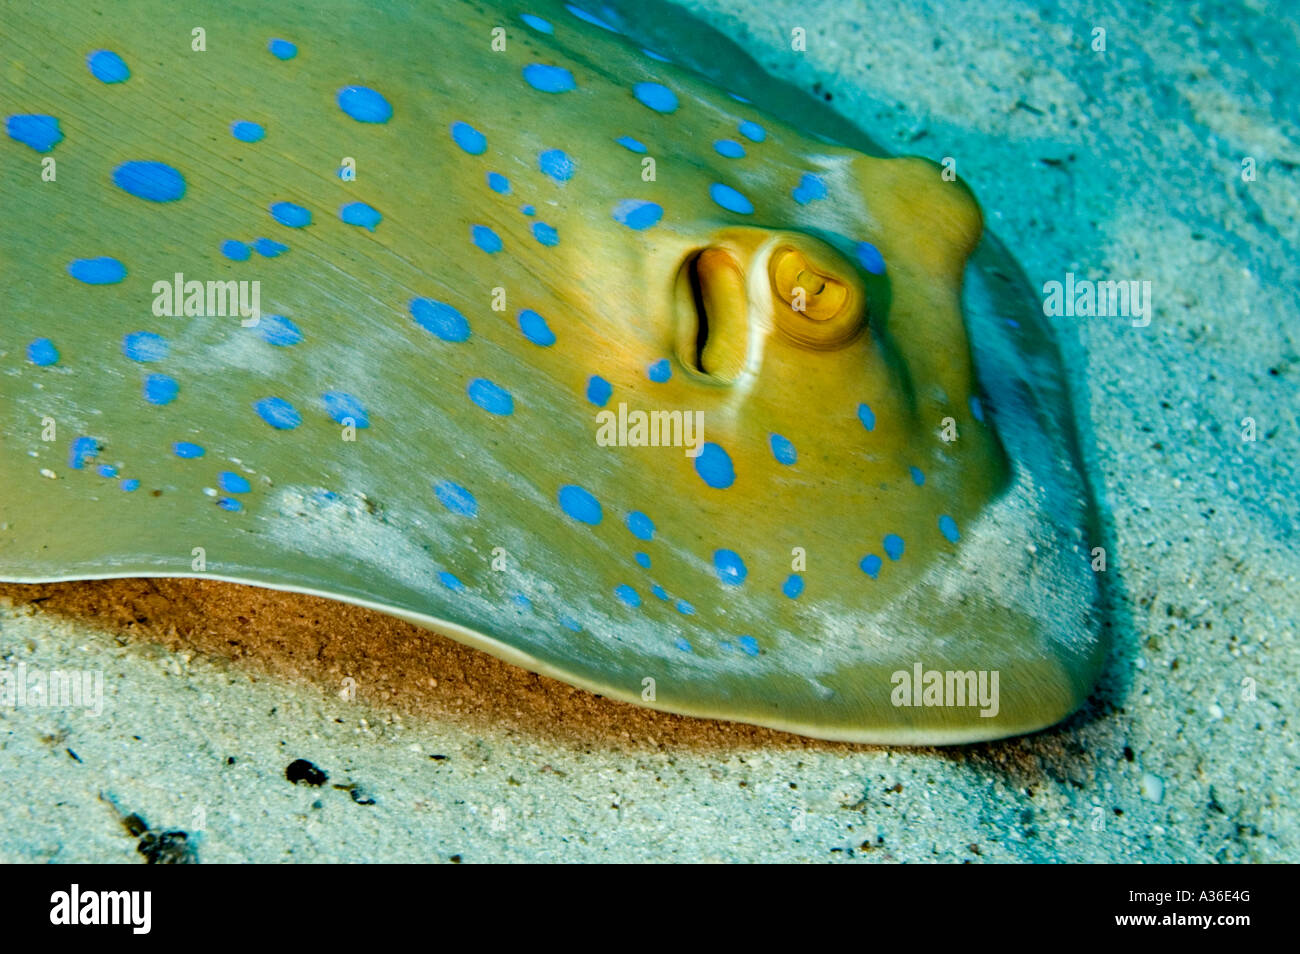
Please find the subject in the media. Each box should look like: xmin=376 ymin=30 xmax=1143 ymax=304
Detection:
xmin=0 ymin=0 xmax=1105 ymax=742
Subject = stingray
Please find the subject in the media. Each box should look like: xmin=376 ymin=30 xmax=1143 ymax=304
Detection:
xmin=0 ymin=0 xmax=1106 ymax=743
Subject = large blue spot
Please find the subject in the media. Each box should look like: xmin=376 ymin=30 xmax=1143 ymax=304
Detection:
xmin=614 ymin=584 xmax=641 ymax=608
xmin=219 ymin=471 xmax=251 ymax=494
xmin=68 ymin=257 xmax=126 ymax=284
xmin=336 ymin=86 xmax=392 ymax=123
xmin=143 ymin=373 xmax=178 ymax=405
xmin=259 ymin=315 xmax=302 ymax=346
xmin=709 ymin=182 xmax=753 ymax=215
xmin=633 ymin=82 xmax=678 ymax=113
xmin=520 ymin=13 xmax=553 ymax=33
xmin=737 ymin=636 xmax=760 ymax=656
xmin=231 ymin=120 xmax=264 ymax=143
xmin=855 ymin=241 xmax=886 ymax=275
xmin=26 ymin=338 xmax=59 ymax=366
xmin=883 ymin=533 xmax=905 ymax=561
xmin=254 ymin=237 xmax=289 ymax=257
xmin=615 ymin=135 xmax=646 ymax=153
xmin=538 ymin=148 xmax=574 ymax=182
xmin=122 ymin=331 xmax=168 ymax=362
xmin=558 ymin=484 xmax=602 ymax=525
xmin=518 ymin=309 xmax=556 ymax=346
xmin=410 ymin=298 xmax=470 ymax=342
xmin=792 ymin=173 xmax=828 ymax=205
xmin=254 ymin=396 xmax=302 ymax=430
xmin=434 ymin=481 xmax=478 ymax=517
xmin=487 ymin=171 xmax=510 ymax=194
xmin=713 ymin=139 xmax=745 ymax=158
xmin=68 ymin=436 xmax=98 ymax=469
xmin=939 ymin=515 xmax=961 ymax=543
xmin=858 ymin=403 xmax=876 ymax=431
xmin=87 ymin=50 xmax=130 ymax=84
xmin=322 ymin=391 xmax=369 ymax=427
xmin=269 ymin=201 xmax=311 ymax=227
xmin=470 ymin=224 xmax=502 ymax=253
xmin=714 ymin=549 xmax=747 ymax=585
xmin=6 ymin=114 xmax=62 ymax=152
xmin=522 ymin=64 xmax=575 ymax=93
xmin=268 ymin=38 xmax=297 ymax=60
xmin=450 ymin=121 xmax=487 ymax=155
xmin=694 ymin=442 xmax=735 ymax=489
xmin=173 ymin=441 xmax=205 ymax=459
xmin=860 ymin=554 xmax=883 ymax=579
xmin=340 ymin=201 xmax=381 ymax=230
xmin=586 ymin=375 xmax=612 ymax=406
xmin=532 ymin=222 xmax=559 ymax=246
xmin=647 ymin=358 xmax=671 ymax=382
xmin=769 ymin=433 xmax=797 ymax=466
xmin=782 ymin=574 xmax=804 ymax=599
xmin=626 ymin=511 xmax=655 ymax=541
xmin=611 ymin=199 xmax=662 ymax=230
xmin=738 ymin=120 xmax=766 ymax=142
xmin=635 ymin=552 xmax=651 ymax=569
xmin=112 ymin=161 xmax=185 ymax=202
xmin=467 ymin=378 xmax=514 ymax=415
xmin=221 ymin=239 xmax=251 ymax=261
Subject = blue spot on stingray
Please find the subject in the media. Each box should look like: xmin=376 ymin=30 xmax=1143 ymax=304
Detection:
xmin=910 ymin=466 xmax=925 ymax=486
xmin=410 ymin=298 xmax=470 ymax=342
xmin=87 ymin=50 xmax=129 ymax=84
xmin=259 ymin=315 xmax=302 ymax=347
xmin=783 ymin=574 xmax=804 ymax=599
xmin=676 ymin=599 xmax=695 ymax=616
xmin=614 ymin=584 xmax=641 ymax=608
xmin=470 ymin=224 xmax=502 ymax=253
xmin=939 ymin=515 xmax=961 ymax=543
xmin=231 ymin=120 xmax=264 ymax=142
xmin=322 ymin=391 xmax=369 ymax=427
xmin=173 ymin=441 xmax=205 ymax=459
xmin=143 ymin=373 xmax=178 ymax=405
xmin=6 ymin=114 xmax=62 ymax=152
xmin=487 ymin=172 xmax=510 ymax=194
xmin=769 ymin=433 xmax=796 ymax=466
xmin=626 ymin=511 xmax=655 ymax=540
xmin=737 ymin=635 xmax=760 ymax=656
xmin=268 ymin=38 xmax=297 ymax=60
xmin=560 ymin=615 xmax=582 ymax=632
xmin=635 ymin=552 xmax=651 ymax=569
xmin=337 ymin=86 xmax=392 ymax=123
xmin=675 ymin=638 xmax=692 ymax=652
xmin=221 ymin=240 xmax=251 ymax=261
xmin=512 ymin=593 xmax=532 ymax=611
xmin=97 ymin=465 xmax=117 ymax=478
xmin=520 ymin=13 xmax=553 ymax=33
xmin=714 ymin=139 xmax=745 ymax=158
xmin=558 ymin=484 xmax=602 ymax=525
xmin=435 ymin=481 xmax=478 ymax=517
xmin=450 ymin=121 xmax=487 ymax=155
xmin=714 ymin=549 xmax=747 ymax=585
xmin=340 ymin=201 xmax=381 ymax=230
xmin=643 ymin=49 xmax=671 ymax=63
xmin=586 ymin=376 xmax=612 ymax=406
xmin=438 ymin=571 xmax=465 ymax=593
xmin=858 ymin=403 xmax=876 ymax=431
xmin=218 ymin=497 xmax=243 ymax=512
xmin=122 ymin=332 xmax=168 ymax=363
xmin=633 ymin=82 xmax=677 ymax=113
xmin=269 ymin=201 xmax=311 ymax=228
xmin=518 ymin=309 xmax=556 ymax=346
xmin=611 ymin=199 xmax=662 ymax=230
xmin=538 ymin=148 xmax=575 ymax=182
xmin=792 ymin=173 xmax=828 ymax=205
xmin=532 ymin=222 xmax=559 ymax=246
xmin=68 ymin=436 xmax=98 ymax=469
xmin=709 ymin=182 xmax=753 ymax=214
xmin=467 ymin=378 xmax=514 ymax=415
xmin=254 ymin=237 xmax=288 ymax=257
xmin=567 ymin=3 xmax=619 ymax=31
xmin=651 ymin=584 xmax=668 ymax=601
xmin=520 ymin=204 xmax=535 ymax=215
xmin=253 ymin=397 xmax=301 ymax=430
xmin=68 ymin=257 xmax=126 ymax=284
xmin=969 ymin=395 xmax=986 ymax=423
xmin=522 ymin=64 xmax=575 ymax=93
xmin=121 ymin=478 xmax=140 ymax=492
xmin=695 ymin=442 xmax=735 ymax=489
xmin=855 ymin=241 xmax=886 ymax=275
xmin=26 ymin=339 xmax=59 ymax=366
xmin=615 ymin=135 xmax=646 ymax=153
xmin=647 ymin=359 xmax=671 ymax=382
xmin=883 ymin=533 xmax=905 ymax=561
xmin=219 ymin=471 xmax=251 ymax=494
xmin=738 ymin=120 xmax=766 ymax=142
xmin=113 ymin=161 xmax=185 ymax=202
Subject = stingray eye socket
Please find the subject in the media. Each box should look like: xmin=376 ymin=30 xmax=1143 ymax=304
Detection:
xmin=768 ymin=246 xmax=865 ymax=349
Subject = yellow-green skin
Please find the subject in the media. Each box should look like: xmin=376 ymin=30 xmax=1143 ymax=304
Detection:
xmin=0 ymin=0 xmax=1105 ymax=742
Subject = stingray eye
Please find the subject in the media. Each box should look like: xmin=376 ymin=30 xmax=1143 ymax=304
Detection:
xmin=768 ymin=246 xmax=865 ymax=349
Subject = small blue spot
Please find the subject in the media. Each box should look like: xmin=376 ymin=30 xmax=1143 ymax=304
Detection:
xmin=858 ymin=403 xmax=876 ymax=431
xmin=253 ymin=396 xmax=302 ymax=430
xmin=520 ymin=13 xmax=553 ymax=33
xmin=121 ymin=478 xmax=140 ymax=492
xmin=173 ymin=441 xmax=205 ymax=459
xmin=782 ymin=574 xmax=804 ymax=599
xmin=112 ymin=161 xmax=186 ymax=202
xmin=68 ymin=436 xmax=98 ymax=469
xmin=221 ymin=239 xmax=251 ymax=261
xmin=231 ymin=120 xmax=265 ymax=143
xmin=647 ymin=358 xmax=671 ymax=382
xmin=615 ymin=135 xmax=646 ymax=153
xmin=633 ymin=82 xmax=678 ymax=113
xmin=769 ymin=433 xmax=796 ymax=466
xmin=435 ymin=481 xmax=478 ymax=517
xmin=219 ymin=471 xmax=251 ymax=494
xmin=674 ymin=637 xmax=692 ymax=652
xmin=218 ymin=497 xmax=243 ymax=512
xmin=855 ymin=241 xmax=886 ymax=275
xmin=143 ymin=373 xmax=178 ymax=405
xmin=695 ymin=442 xmax=735 ymax=489
xmin=5 ymin=114 xmax=62 ymax=152
xmin=450 ymin=121 xmax=487 ymax=155
xmin=269 ymin=201 xmax=311 ymax=227
xmin=340 ymin=201 xmax=381 ymax=230
xmin=675 ymin=599 xmax=695 ymax=616
xmin=737 ymin=635 xmax=760 ymax=656
xmin=68 ymin=257 xmax=126 ymax=284
xmin=558 ymin=484 xmax=602 ymax=525
xmin=969 ymin=395 xmax=986 ymax=423
xmin=586 ymin=375 xmax=612 ymax=406
xmin=470 ymin=224 xmax=502 ymax=253
xmin=738 ymin=120 xmax=766 ymax=142
xmin=611 ymin=199 xmax=662 ymax=230
xmin=97 ymin=465 xmax=117 ymax=478
xmin=910 ymin=466 xmax=925 ymax=486
xmin=634 ymin=552 xmax=651 ymax=569
xmin=651 ymin=584 xmax=668 ymax=601
xmin=883 ymin=533 xmax=905 ymax=561
xmin=567 ymin=3 xmax=619 ymax=31
xmin=713 ymin=139 xmax=745 ymax=158
xmin=438 ymin=571 xmax=466 ymax=593
xmin=259 ymin=315 xmax=302 ymax=347
xmin=709 ymin=182 xmax=753 ymax=215
xmin=520 ymin=204 xmax=535 ymax=216
xmin=87 ymin=50 xmax=129 ymax=84
xmin=512 ymin=593 xmax=533 ymax=610
xmin=939 ymin=515 xmax=961 ymax=543
xmin=643 ymin=49 xmax=670 ymax=63
xmin=26 ymin=338 xmax=59 ymax=366
xmin=792 ymin=173 xmax=828 ymax=205
xmin=322 ymin=391 xmax=369 ymax=427
xmin=268 ymin=38 xmax=297 ymax=60
xmin=614 ymin=584 xmax=641 ymax=608
xmin=122 ymin=331 xmax=168 ymax=363
xmin=626 ymin=511 xmax=655 ymax=541
xmin=410 ymin=298 xmax=470 ymax=342
xmin=532 ymin=222 xmax=559 ymax=246
xmin=467 ymin=378 xmax=514 ymax=415
xmin=486 ymin=172 xmax=510 ymax=194
xmin=714 ymin=549 xmax=747 ymax=585
xmin=860 ymin=554 xmax=882 ymax=578
xmin=337 ymin=86 xmax=392 ymax=123
xmin=538 ymin=148 xmax=575 ymax=182
xmin=254 ymin=237 xmax=288 ymax=257
xmin=518 ymin=309 xmax=556 ymax=346
xmin=522 ymin=63 xmax=576 ymax=93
